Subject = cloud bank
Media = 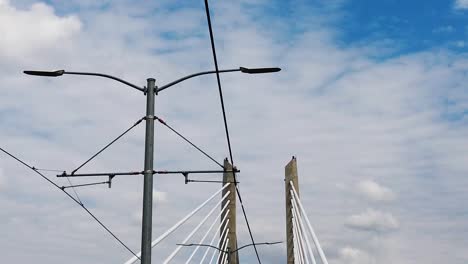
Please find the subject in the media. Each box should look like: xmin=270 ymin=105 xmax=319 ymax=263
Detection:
xmin=0 ymin=0 xmax=467 ymax=264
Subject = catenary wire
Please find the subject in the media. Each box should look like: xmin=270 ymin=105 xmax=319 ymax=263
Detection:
xmin=31 ymin=166 xmax=83 ymax=204
xmin=203 ymin=0 xmax=262 ymax=262
xmin=0 ymin=146 xmax=140 ymax=260
xmin=64 ymin=174 xmax=83 ymax=204
xmin=155 ymin=116 xmax=224 ymax=168
xmin=31 ymin=167 xmax=65 ymax=172
xmin=71 ymin=117 xmax=144 ymax=175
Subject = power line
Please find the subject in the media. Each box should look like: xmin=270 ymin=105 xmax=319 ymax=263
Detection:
xmin=64 ymin=174 xmax=83 ymax=204
xmin=31 ymin=166 xmax=83 ymax=203
xmin=31 ymin=167 xmax=65 ymax=172
xmin=71 ymin=117 xmax=144 ymax=175
xmin=0 ymin=146 xmax=140 ymax=260
xmin=203 ymin=1 xmax=262 ymax=263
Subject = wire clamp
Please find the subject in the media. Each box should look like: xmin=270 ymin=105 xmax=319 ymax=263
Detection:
xmin=182 ymin=172 xmax=189 ymax=184
xmin=108 ymin=175 xmax=115 ymax=188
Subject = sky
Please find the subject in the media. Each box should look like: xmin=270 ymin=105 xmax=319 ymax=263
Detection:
xmin=0 ymin=0 xmax=468 ymax=263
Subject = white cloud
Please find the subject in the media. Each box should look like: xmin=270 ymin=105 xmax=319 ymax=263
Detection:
xmin=454 ymin=0 xmax=468 ymax=9
xmin=0 ymin=0 xmax=81 ymax=58
xmin=339 ymin=247 xmax=374 ymax=264
xmin=345 ymin=209 xmax=399 ymax=232
xmin=357 ymin=180 xmax=395 ymax=202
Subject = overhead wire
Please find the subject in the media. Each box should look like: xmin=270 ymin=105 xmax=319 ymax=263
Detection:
xmin=30 ymin=166 xmax=83 ymax=204
xmin=64 ymin=175 xmax=83 ymax=204
xmin=203 ymin=0 xmax=262 ymax=262
xmin=0 ymin=146 xmax=140 ymax=260
xmin=31 ymin=167 xmax=65 ymax=172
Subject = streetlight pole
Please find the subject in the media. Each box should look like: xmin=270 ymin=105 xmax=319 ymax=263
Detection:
xmin=23 ymin=66 xmax=280 ymax=264
xmin=141 ymin=78 xmax=155 ymax=264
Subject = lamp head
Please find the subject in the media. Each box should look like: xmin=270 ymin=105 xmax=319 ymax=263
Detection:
xmin=239 ymin=67 xmax=281 ymax=74
xmin=23 ymin=70 xmax=65 ymax=77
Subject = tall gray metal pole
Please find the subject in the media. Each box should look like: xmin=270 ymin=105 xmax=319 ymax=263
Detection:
xmin=141 ymin=78 xmax=156 ymax=264
xmin=285 ymin=156 xmax=299 ymax=264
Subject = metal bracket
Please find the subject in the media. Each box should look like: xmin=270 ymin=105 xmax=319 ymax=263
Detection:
xmin=182 ymin=172 xmax=189 ymax=184
xmin=108 ymin=175 xmax=115 ymax=188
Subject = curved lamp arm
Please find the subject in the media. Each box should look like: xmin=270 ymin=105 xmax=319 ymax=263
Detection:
xmin=24 ymin=70 xmax=145 ymax=93
xmin=156 ymin=67 xmax=280 ymax=93
xmin=24 ymin=66 xmax=281 ymax=94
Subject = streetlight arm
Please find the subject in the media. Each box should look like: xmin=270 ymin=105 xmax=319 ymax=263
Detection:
xmin=24 ymin=66 xmax=281 ymax=94
xmin=156 ymin=66 xmax=281 ymax=93
xmin=156 ymin=68 xmax=240 ymax=93
xmin=24 ymin=70 xmax=145 ymax=93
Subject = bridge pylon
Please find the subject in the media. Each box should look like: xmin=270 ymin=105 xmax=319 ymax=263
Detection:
xmin=221 ymin=158 xmax=239 ymax=264
xmin=285 ymin=156 xmax=299 ymax=264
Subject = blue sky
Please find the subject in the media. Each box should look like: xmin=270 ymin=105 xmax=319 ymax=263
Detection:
xmin=0 ymin=0 xmax=468 ymax=264
xmin=339 ymin=0 xmax=468 ymax=53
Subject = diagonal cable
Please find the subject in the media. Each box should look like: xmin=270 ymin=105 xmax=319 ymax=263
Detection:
xmin=0 ymin=146 xmax=140 ymax=260
xmin=71 ymin=117 xmax=144 ymax=175
xmin=64 ymin=174 xmax=83 ymax=204
xmin=31 ymin=166 xmax=83 ymax=204
xmin=203 ymin=0 xmax=262 ymax=262
xmin=155 ymin=116 xmax=224 ymax=168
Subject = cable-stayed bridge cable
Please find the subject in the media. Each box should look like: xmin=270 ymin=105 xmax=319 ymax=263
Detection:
xmin=292 ymin=195 xmax=317 ymax=264
xmin=209 ymin=220 xmax=230 ymax=264
xmin=185 ymin=201 xmax=231 ymax=263
xmin=163 ymin=191 xmax=232 ymax=264
xmin=124 ymin=183 xmax=231 ymax=264
xmin=220 ymin=238 xmax=230 ymax=264
xmin=292 ymin=203 xmax=307 ymax=264
xmin=216 ymin=234 xmax=230 ymax=264
xmin=290 ymin=182 xmax=329 ymax=264
xmin=293 ymin=221 xmax=305 ymax=264
xmin=199 ymin=213 xmax=230 ymax=263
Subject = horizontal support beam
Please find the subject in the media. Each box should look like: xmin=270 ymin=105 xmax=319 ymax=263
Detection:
xmin=155 ymin=170 xmax=239 ymax=175
xmin=186 ymin=180 xmax=239 ymax=184
xmin=57 ymin=171 xmax=143 ymax=177
xmin=57 ymin=169 xmax=240 ymax=178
